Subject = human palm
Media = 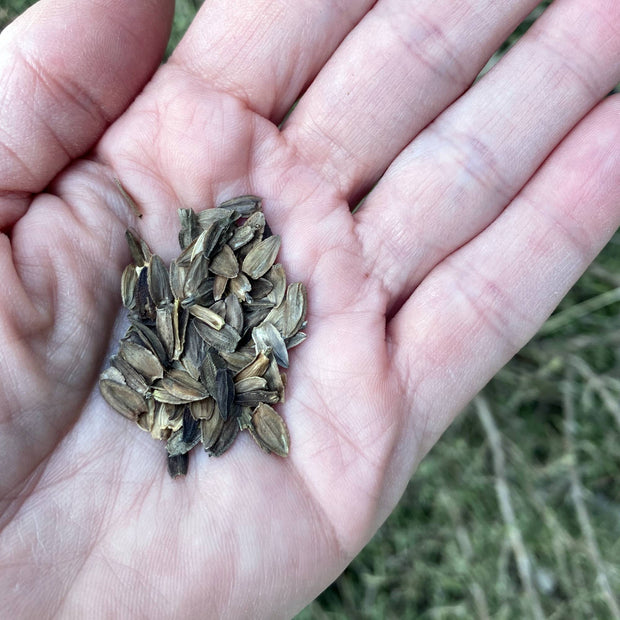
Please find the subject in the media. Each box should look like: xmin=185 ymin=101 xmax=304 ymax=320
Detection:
xmin=1 ymin=0 xmax=619 ymax=617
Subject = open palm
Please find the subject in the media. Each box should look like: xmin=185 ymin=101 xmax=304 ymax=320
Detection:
xmin=1 ymin=0 xmax=619 ymax=617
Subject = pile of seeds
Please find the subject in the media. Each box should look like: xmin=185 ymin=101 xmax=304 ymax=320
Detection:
xmin=99 ymin=196 xmax=307 ymax=477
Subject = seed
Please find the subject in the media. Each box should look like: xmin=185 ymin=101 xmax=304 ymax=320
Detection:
xmin=250 ymin=403 xmax=289 ymax=457
xmin=241 ymin=235 xmax=281 ymax=279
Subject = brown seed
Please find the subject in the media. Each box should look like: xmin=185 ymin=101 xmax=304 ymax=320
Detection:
xmin=190 ymin=398 xmax=215 ymax=421
xmin=208 ymin=415 xmax=240 ymax=457
xmin=213 ymin=275 xmax=228 ymax=301
xmin=200 ymin=412 xmax=225 ymax=451
xmin=234 ymin=376 xmax=268 ymax=393
xmin=228 ymin=273 xmax=252 ymax=302
xmin=99 ymin=379 xmax=148 ymax=420
xmin=242 ymin=235 xmax=281 ymax=279
xmin=235 ymin=390 xmax=279 ymax=406
xmin=215 ymin=368 xmax=235 ymax=421
xmin=119 ymin=341 xmax=164 ymax=383
xmin=125 ymin=228 xmax=151 ymax=267
xmin=250 ymin=403 xmax=289 ymax=457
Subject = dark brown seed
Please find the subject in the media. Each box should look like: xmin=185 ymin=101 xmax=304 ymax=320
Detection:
xmin=148 ymin=255 xmax=172 ymax=306
xmin=134 ymin=265 xmax=156 ymax=321
xmin=178 ymin=208 xmax=201 ymax=250
xmin=215 ymin=368 xmax=235 ymax=421
xmin=208 ymin=415 xmax=240 ymax=457
xmin=167 ymin=453 xmax=189 ymax=478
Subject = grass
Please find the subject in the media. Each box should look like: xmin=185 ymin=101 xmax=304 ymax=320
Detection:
xmin=3 ymin=2 xmax=620 ymax=617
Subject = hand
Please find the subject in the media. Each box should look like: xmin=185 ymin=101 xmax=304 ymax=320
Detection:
xmin=1 ymin=0 xmax=618 ymax=616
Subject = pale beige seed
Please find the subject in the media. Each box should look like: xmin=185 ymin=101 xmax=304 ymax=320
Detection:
xmin=188 ymin=304 xmax=225 ymax=330
xmin=283 ymin=282 xmax=307 ymax=338
xmin=264 ymin=357 xmax=286 ymax=403
xmin=241 ymin=235 xmax=281 ymax=279
xmin=234 ymin=352 xmax=271 ymax=381
xmin=100 ymin=366 xmax=126 ymax=385
xmin=224 ymin=294 xmax=244 ymax=334
xmin=197 ymin=207 xmax=236 ymax=229
xmin=160 ymin=369 xmax=209 ymax=401
xmin=252 ymin=321 xmax=288 ymax=368
xmin=119 ymin=341 xmax=164 ymax=383
xmin=111 ymin=355 xmax=149 ymax=395
xmin=121 ymin=265 xmax=137 ymax=309
xmin=251 ymin=403 xmax=289 ymax=457
xmin=264 ymin=264 xmax=286 ymax=306
xmin=99 ymin=379 xmax=148 ymax=420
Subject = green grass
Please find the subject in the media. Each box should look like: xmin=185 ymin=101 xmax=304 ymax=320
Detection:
xmin=3 ymin=2 xmax=620 ymax=617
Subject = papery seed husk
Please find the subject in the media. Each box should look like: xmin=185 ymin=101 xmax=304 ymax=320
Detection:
xmin=160 ymin=369 xmax=209 ymax=401
xmin=208 ymin=415 xmax=240 ymax=457
xmin=252 ymin=322 xmax=289 ymax=368
xmin=213 ymin=275 xmax=228 ymax=301
xmin=201 ymin=413 xmax=224 ymax=451
xmin=235 ymin=389 xmax=279 ymax=406
xmin=125 ymin=228 xmax=150 ymax=267
xmin=217 ymin=195 xmax=262 ymax=216
xmin=152 ymin=388 xmax=191 ymax=405
xmin=172 ymin=302 xmax=188 ymax=361
xmin=134 ymin=265 xmax=156 ymax=321
xmin=188 ymin=304 xmax=225 ymax=330
xmin=228 ymin=273 xmax=252 ymax=302
xmin=228 ymin=211 xmax=265 ymax=250
xmin=178 ymin=208 xmax=200 ymax=250
xmin=215 ymin=368 xmax=235 ymax=421
xmin=264 ymin=357 xmax=286 ymax=402
xmin=190 ymin=398 xmax=215 ymax=421
xmin=219 ymin=348 xmax=256 ymax=373
xmin=282 ymin=282 xmax=308 ymax=338
xmin=238 ymin=406 xmax=253 ymax=430
xmin=156 ymin=304 xmax=176 ymax=359
xmin=264 ymin=264 xmax=286 ymax=306
xmin=234 ymin=352 xmax=271 ymax=381
xmin=167 ymin=408 xmax=201 ymax=456
xmin=100 ymin=365 xmax=126 ymax=385
xmin=119 ymin=341 xmax=164 ymax=383
xmin=169 ymin=259 xmax=188 ymax=299
xmin=128 ymin=319 xmax=168 ymax=364
xmin=241 ymin=235 xmax=281 ymax=279
xmin=121 ymin=265 xmax=137 ymax=309
xmin=99 ymin=379 xmax=148 ymax=420
xmin=193 ymin=320 xmax=240 ymax=353
xmin=167 ymin=453 xmax=188 ymax=478
xmin=114 ymin=178 xmax=142 ymax=219
xmin=181 ymin=325 xmax=207 ymax=380
xmin=184 ymin=253 xmax=210 ymax=298
xmin=285 ymin=331 xmax=307 ymax=349
xmin=148 ymin=255 xmax=173 ymax=306
xmin=151 ymin=402 xmax=177 ymax=439
xmin=250 ymin=403 xmax=289 ymax=457
xmin=234 ymin=376 xmax=268 ymax=393
xmin=197 ymin=207 xmax=237 ymax=229
xmin=224 ymin=293 xmax=244 ymax=334
xmin=137 ymin=409 xmax=154 ymax=433
xmin=110 ymin=354 xmax=149 ymax=395
xmin=251 ymin=278 xmax=273 ymax=300
xmin=209 ymin=244 xmax=238 ymax=278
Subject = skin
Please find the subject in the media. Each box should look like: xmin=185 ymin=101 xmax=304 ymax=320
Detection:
xmin=0 ymin=0 xmax=618 ymax=617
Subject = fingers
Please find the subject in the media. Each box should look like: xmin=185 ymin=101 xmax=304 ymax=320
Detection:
xmin=0 ymin=0 xmax=174 ymax=227
xmin=389 ymin=95 xmax=620 ymax=461
xmin=170 ymin=0 xmax=374 ymax=121
xmin=282 ymin=0 xmax=541 ymax=201
xmin=355 ymin=0 xmax=620 ymax=311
